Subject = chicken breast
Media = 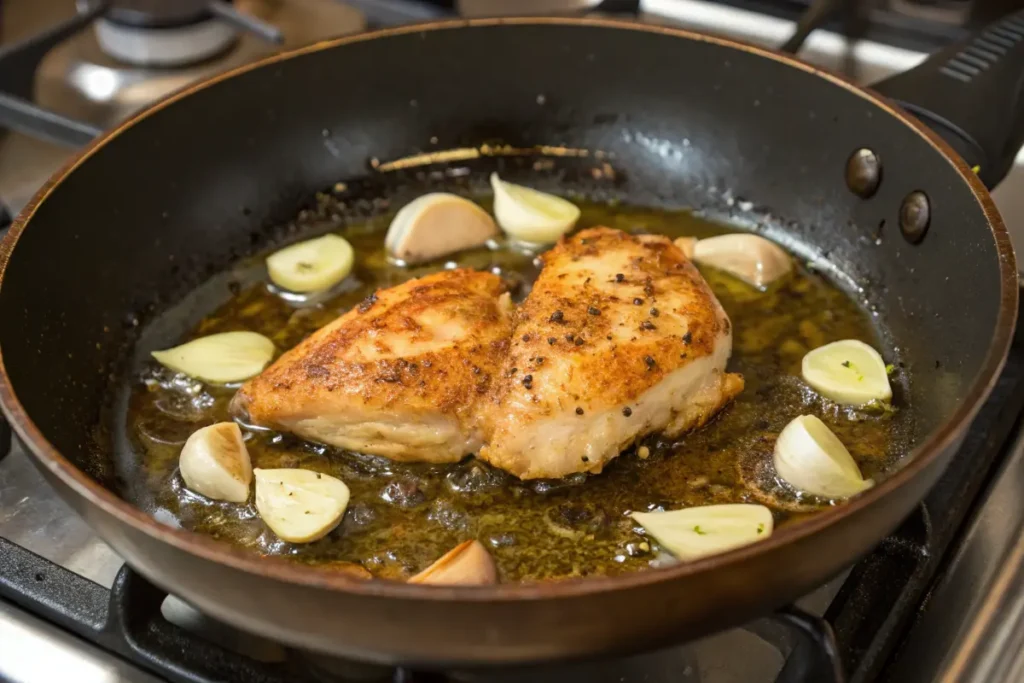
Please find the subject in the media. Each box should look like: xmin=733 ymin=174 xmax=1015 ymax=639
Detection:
xmin=479 ymin=227 xmax=743 ymax=479
xmin=231 ymin=269 xmax=512 ymax=463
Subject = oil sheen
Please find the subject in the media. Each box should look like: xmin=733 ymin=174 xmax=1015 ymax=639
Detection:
xmin=125 ymin=198 xmax=910 ymax=582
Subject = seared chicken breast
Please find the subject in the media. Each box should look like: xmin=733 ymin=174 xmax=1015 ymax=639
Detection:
xmin=231 ymin=269 xmax=512 ymax=463
xmin=479 ymin=227 xmax=743 ymax=479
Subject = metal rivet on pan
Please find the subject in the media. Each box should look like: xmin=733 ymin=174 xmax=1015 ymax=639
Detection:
xmin=899 ymin=191 xmax=931 ymax=244
xmin=845 ymin=148 xmax=882 ymax=199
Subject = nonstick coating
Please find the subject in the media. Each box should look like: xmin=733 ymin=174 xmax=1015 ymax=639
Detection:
xmin=0 ymin=19 xmax=1015 ymax=665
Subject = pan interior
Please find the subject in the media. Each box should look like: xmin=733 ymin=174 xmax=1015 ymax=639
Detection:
xmin=116 ymin=166 xmax=914 ymax=579
xmin=0 ymin=22 xmax=1006 ymax=577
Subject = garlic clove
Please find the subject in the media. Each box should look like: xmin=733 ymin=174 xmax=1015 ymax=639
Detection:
xmin=801 ymin=340 xmax=892 ymax=406
xmin=692 ymin=233 xmax=791 ymax=289
xmin=386 ymin=193 xmax=499 ymax=265
xmin=631 ymin=504 xmax=773 ymax=561
xmin=774 ymin=414 xmax=874 ymax=498
xmin=673 ymin=236 xmax=697 ymax=259
xmin=179 ymin=422 xmax=252 ymax=503
xmin=254 ymin=468 xmax=350 ymax=543
xmin=266 ymin=234 xmax=354 ymax=293
xmin=490 ymin=173 xmax=580 ymax=244
xmin=152 ymin=331 xmax=275 ymax=384
xmin=408 ymin=540 xmax=498 ymax=586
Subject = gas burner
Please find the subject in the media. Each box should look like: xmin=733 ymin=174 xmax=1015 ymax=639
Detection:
xmin=76 ymin=0 xmax=287 ymax=67
xmin=88 ymin=0 xmax=240 ymax=68
xmin=103 ymin=0 xmax=218 ymax=28
xmin=104 ymin=0 xmax=221 ymax=29
xmin=93 ymin=18 xmax=237 ymax=67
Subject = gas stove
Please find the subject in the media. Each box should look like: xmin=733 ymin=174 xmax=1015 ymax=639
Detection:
xmin=2 ymin=2 xmax=1024 ymax=682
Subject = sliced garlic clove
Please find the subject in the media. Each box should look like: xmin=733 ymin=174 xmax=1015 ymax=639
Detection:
xmin=673 ymin=236 xmax=697 ymax=259
xmin=152 ymin=331 xmax=275 ymax=384
xmin=386 ymin=193 xmax=499 ymax=265
xmin=692 ymin=233 xmax=791 ymax=289
xmin=254 ymin=468 xmax=350 ymax=543
xmin=631 ymin=504 xmax=773 ymax=561
xmin=490 ymin=173 xmax=581 ymax=244
xmin=408 ymin=540 xmax=498 ymax=586
xmin=266 ymin=234 xmax=354 ymax=293
xmin=801 ymin=339 xmax=892 ymax=406
xmin=774 ymin=414 xmax=874 ymax=498
xmin=179 ymin=422 xmax=252 ymax=503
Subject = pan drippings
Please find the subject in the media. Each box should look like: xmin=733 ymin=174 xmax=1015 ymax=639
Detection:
xmin=125 ymin=200 xmax=911 ymax=581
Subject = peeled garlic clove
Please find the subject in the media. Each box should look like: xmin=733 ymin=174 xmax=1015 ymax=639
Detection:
xmin=179 ymin=422 xmax=252 ymax=503
xmin=490 ymin=173 xmax=580 ymax=244
xmin=386 ymin=193 xmax=498 ymax=265
xmin=266 ymin=234 xmax=354 ymax=293
xmin=631 ymin=504 xmax=773 ymax=561
xmin=254 ymin=468 xmax=350 ymax=543
xmin=774 ymin=414 xmax=874 ymax=498
xmin=152 ymin=331 xmax=274 ymax=384
xmin=674 ymin=236 xmax=697 ymax=259
xmin=802 ymin=340 xmax=892 ymax=406
xmin=692 ymin=233 xmax=791 ymax=289
xmin=409 ymin=540 xmax=498 ymax=586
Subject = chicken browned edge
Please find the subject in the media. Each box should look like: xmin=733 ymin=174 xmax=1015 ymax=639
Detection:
xmin=478 ymin=227 xmax=743 ymax=479
xmin=230 ymin=269 xmax=512 ymax=463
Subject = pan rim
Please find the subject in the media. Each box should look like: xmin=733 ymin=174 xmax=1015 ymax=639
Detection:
xmin=0 ymin=16 xmax=1016 ymax=603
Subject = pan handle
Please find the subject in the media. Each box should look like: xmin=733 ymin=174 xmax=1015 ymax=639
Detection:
xmin=870 ymin=9 xmax=1024 ymax=190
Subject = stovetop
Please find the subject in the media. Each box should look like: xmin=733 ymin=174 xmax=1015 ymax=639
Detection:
xmin=2 ymin=2 xmax=1024 ymax=682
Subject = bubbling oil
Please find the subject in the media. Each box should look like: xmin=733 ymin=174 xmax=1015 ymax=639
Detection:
xmin=124 ymin=199 xmax=909 ymax=581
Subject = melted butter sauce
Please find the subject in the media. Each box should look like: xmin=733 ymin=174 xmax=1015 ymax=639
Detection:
xmin=125 ymin=199 xmax=911 ymax=581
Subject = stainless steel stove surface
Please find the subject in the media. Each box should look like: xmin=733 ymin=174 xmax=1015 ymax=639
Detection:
xmin=2 ymin=2 xmax=1024 ymax=682
xmin=0 ymin=0 xmax=368 ymax=214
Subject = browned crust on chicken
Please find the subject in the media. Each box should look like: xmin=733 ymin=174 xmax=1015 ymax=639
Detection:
xmin=231 ymin=269 xmax=511 ymax=461
xmin=485 ymin=228 xmax=728 ymax=412
xmin=479 ymin=227 xmax=743 ymax=478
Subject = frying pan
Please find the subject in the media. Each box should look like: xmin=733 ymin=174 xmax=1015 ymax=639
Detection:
xmin=0 ymin=15 xmax=1022 ymax=667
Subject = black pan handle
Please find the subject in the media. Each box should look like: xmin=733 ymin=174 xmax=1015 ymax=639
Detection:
xmin=871 ymin=9 xmax=1024 ymax=190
